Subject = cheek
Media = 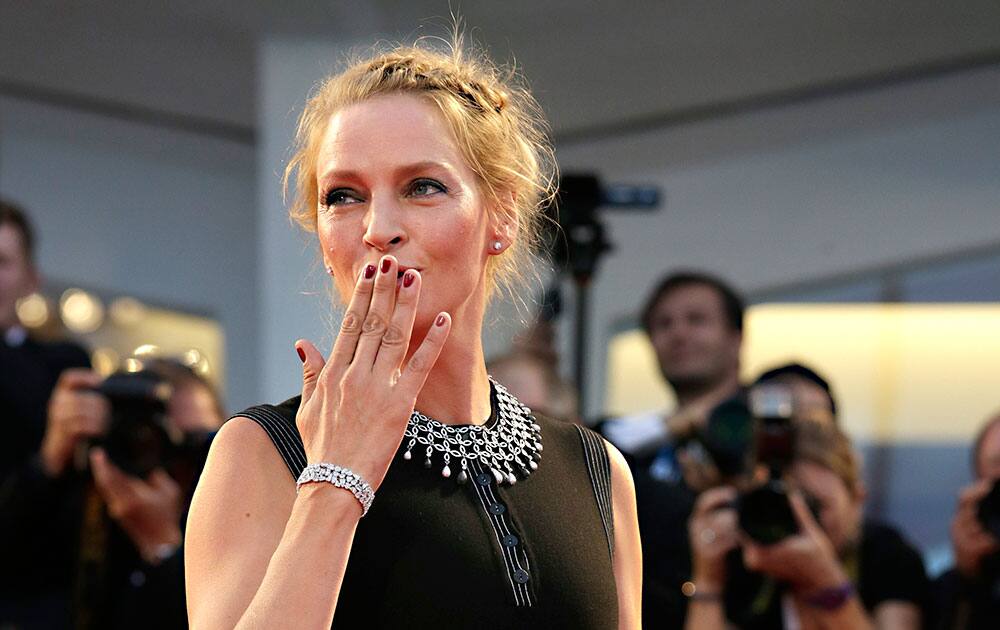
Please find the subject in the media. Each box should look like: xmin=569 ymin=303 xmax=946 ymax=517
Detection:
xmin=318 ymin=226 xmax=360 ymax=301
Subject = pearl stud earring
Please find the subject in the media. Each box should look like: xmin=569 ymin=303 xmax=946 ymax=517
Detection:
xmin=325 ymin=265 xmax=334 ymax=275
xmin=492 ymin=241 xmax=503 ymax=251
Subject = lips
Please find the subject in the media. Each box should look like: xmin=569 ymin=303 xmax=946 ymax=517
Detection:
xmin=395 ymin=265 xmax=420 ymax=287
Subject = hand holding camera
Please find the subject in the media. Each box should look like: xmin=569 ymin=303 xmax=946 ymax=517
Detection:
xmin=741 ymin=490 xmax=847 ymax=594
xmin=952 ymin=479 xmax=1000 ymax=578
xmin=90 ymin=447 xmax=183 ymax=563
xmin=40 ymin=367 xmax=190 ymax=558
xmin=688 ymin=486 xmax=740 ymax=592
xmin=41 ymin=369 xmax=110 ymax=477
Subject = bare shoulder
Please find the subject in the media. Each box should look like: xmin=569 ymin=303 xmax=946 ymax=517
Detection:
xmin=185 ymin=417 xmax=296 ymax=627
xmin=198 ymin=417 xmax=296 ymax=499
xmin=603 ymin=439 xmax=636 ymax=496
xmin=189 ymin=416 xmax=296 ymax=537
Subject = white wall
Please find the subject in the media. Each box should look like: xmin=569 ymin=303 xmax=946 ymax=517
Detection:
xmin=554 ymin=65 xmax=1000 ymax=416
xmin=0 ymin=96 xmax=259 ymax=411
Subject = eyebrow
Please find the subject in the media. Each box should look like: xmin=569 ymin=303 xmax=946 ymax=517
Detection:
xmin=317 ymin=160 xmax=457 ymax=185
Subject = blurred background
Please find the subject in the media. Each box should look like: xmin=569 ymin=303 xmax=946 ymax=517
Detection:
xmin=2 ymin=0 xmax=999 ymax=569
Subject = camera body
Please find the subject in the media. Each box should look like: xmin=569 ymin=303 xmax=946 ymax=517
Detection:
xmin=735 ymin=384 xmax=801 ymax=545
xmin=91 ymin=370 xmax=178 ymax=477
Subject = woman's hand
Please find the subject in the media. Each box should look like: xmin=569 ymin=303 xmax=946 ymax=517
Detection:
xmin=740 ymin=491 xmax=847 ymax=594
xmin=688 ymin=485 xmax=740 ymax=592
xmin=295 ymin=255 xmax=450 ymax=491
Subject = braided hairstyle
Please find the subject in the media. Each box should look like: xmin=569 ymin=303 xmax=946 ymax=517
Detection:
xmin=284 ymin=35 xmax=557 ymax=303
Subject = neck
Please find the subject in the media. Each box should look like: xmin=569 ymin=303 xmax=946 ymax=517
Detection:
xmin=409 ymin=294 xmax=492 ymax=426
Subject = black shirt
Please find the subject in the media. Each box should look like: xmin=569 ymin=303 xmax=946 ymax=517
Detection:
xmin=930 ymin=554 xmax=1000 ymax=630
xmin=0 ymin=333 xmax=90 ymax=477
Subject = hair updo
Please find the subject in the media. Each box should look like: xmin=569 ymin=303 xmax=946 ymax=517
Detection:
xmin=284 ymin=35 xmax=557 ymax=303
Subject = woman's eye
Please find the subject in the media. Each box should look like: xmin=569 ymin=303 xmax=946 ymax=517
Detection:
xmin=408 ymin=179 xmax=447 ymax=197
xmin=323 ymin=188 xmax=361 ymax=207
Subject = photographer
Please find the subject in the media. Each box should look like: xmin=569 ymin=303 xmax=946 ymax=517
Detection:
xmin=0 ymin=359 xmax=223 ymax=629
xmin=0 ymin=200 xmax=91 ymax=478
xmin=932 ymin=412 xmax=1000 ymax=630
xmin=685 ymin=421 xmax=927 ymax=629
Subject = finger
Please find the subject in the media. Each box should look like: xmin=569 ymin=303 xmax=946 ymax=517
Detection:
xmin=959 ymin=480 xmax=993 ymax=506
xmin=55 ymin=368 xmax=105 ymax=391
xmin=148 ymin=468 xmax=181 ymax=495
xmin=351 ymin=255 xmax=398 ymax=370
xmin=397 ymin=312 xmax=451 ymax=399
xmin=742 ymin=542 xmax=763 ymax=570
xmin=970 ymin=532 xmax=1000 ymax=553
xmin=90 ymin=448 xmax=129 ymax=498
xmin=327 ymin=262 xmax=378 ymax=369
xmin=73 ymin=397 xmax=112 ymax=436
xmin=373 ymin=268 xmax=420 ymax=374
xmin=711 ymin=508 xmax=739 ymax=535
xmin=788 ymin=490 xmax=823 ymax=536
xmin=694 ymin=485 xmax=738 ymax=515
xmin=296 ymin=339 xmax=327 ymax=403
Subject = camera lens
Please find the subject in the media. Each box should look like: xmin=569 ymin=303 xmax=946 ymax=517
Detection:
xmin=738 ymin=480 xmax=799 ymax=545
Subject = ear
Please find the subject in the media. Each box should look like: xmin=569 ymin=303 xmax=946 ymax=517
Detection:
xmin=487 ymin=190 xmax=518 ymax=255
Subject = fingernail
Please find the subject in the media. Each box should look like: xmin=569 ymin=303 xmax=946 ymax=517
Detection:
xmin=364 ymin=264 xmax=376 ymax=280
xmin=436 ymin=314 xmax=447 ymax=327
xmin=403 ymin=271 xmax=415 ymax=288
xmin=296 ymin=347 xmax=306 ymax=363
xmin=380 ymin=258 xmax=392 ymax=274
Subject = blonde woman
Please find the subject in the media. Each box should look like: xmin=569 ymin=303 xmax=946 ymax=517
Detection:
xmin=185 ymin=37 xmax=641 ymax=629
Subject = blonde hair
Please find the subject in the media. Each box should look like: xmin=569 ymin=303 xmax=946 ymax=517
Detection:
xmin=794 ymin=420 xmax=862 ymax=494
xmin=283 ymin=35 xmax=557 ymax=304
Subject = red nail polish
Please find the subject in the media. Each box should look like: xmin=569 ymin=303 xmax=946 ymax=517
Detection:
xmin=296 ymin=347 xmax=306 ymax=363
xmin=436 ymin=314 xmax=447 ymax=327
xmin=380 ymin=258 xmax=392 ymax=274
xmin=403 ymin=271 xmax=415 ymax=288
xmin=364 ymin=264 xmax=376 ymax=279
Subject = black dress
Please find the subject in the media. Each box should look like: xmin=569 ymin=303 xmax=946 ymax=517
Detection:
xmin=236 ymin=388 xmax=619 ymax=629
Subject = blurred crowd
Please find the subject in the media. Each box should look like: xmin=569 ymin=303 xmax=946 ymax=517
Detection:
xmin=3 ymin=198 xmax=1000 ymax=629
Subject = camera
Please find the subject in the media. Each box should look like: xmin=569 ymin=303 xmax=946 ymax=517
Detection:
xmin=978 ymin=480 xmax=1000 ymax=540
xmin=735 ymin=384 xmax=802 ymax=545
xmin=90 ymin=369 xmax=180 ymax=477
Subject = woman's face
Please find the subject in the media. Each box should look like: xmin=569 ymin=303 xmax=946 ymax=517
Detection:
xmin=789 ymin=460 xmax=864 ymax=555
xmin=314 ymin=94 xmax=500 ymax=336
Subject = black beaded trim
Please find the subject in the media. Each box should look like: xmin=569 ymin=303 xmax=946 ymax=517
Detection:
xmin=467 ymin=458 xmax=535 ymax=607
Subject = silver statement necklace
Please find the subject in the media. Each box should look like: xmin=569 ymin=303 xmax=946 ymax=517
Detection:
xmin=401 ymin=377 xmax=543 ymax=485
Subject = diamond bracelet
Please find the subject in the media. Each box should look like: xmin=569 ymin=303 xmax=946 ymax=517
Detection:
xmin=296 ymin=463 xmax=375 ymax=516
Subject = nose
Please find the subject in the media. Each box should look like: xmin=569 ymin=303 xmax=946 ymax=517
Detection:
xmin=362 ymin=194 xmax=406 ymax=251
